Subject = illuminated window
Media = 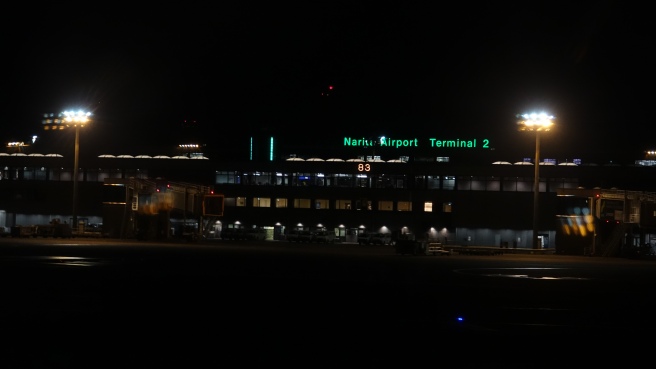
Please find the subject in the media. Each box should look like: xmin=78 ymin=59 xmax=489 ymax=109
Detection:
xmin=486 ymin=177 xmax=501 ymax=191
xmin=443 ymin=202 xmax=452 ymax=213
xmin=443 ymin=176 xmax=456 ymax=190
xmin=394 ymin=176 xmax=406 ymax=189
xmin=356 ymin=199 xmax=372 ymax=210
xmin=333 ymin=174 xmax=353 ymax=187
xmin=276 ymin=198 xmax=288 ymax=208
xmin=517 ymin=177 xmax=535 ymax=192
xmin=378 ymin=200 xmax=393 ymax=211
xmin=315 ymin=199 xmax=330 ymax=209
xmin=274 ymin=172 xmax=288 ymax=186
xmin=97 ymin=170 xmax=110 ymax=182
xmin=424 ymin=201 xmax=433 ymax=212
xmin=86 ymin=169 xmax=99 ymax=182
xmin=252 ymin=197 xmax=271 ymax=207
xmin=356 ymin=175 xmax=369 ymax=188
xmin=109 ymin=168 xmax=121 ymax=179
xmin=293 ymin=198 xmax=311 ymax=209
xmin=397 ymin=201 xmax=412 ymax=211
xmin=293 ymin=173 xmax=312 ymax=186
xmin=336 ymin=199 xmax=352 ymax=210
xmin=375 ymin=176 xmax=392 ymax=188
xmin=427 ymin=175 xmax=440 ymax=189
xmin=236 ymin=197 xmax=246 ymax=207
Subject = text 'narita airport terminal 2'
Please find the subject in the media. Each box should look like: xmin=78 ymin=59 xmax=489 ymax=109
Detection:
xmin=343 ymin=137 xmax=491 ymax=149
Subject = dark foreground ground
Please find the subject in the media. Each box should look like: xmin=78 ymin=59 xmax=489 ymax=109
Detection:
xmin=1 ymin=237 xmax=655 ymax=368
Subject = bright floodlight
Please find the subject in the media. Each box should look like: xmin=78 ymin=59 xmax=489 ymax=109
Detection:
xmin=517 ymin=112 xmax=554 ymax=131
xmin=62 ymin=110 xmax=91 ymax=127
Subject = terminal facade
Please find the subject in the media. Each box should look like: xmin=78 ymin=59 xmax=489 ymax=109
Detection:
xmin=2 ymin=136 xmax=656 ymax=257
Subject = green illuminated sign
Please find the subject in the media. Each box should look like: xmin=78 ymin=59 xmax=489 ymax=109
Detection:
xmin=343 ymin=136 xmax=490 ymax=149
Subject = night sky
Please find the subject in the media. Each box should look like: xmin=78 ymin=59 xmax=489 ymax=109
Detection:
xmin=2 ymin=2 xmax=652 ymax=163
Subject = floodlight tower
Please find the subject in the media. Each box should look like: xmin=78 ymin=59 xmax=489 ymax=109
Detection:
xmin=42 ymin=110 xmax=92 ymax=228
xmin=517 ymin=112 xmax=555 ymax=249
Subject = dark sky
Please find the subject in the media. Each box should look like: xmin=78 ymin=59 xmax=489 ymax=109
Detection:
xmin=2 ymin=2 xmax=653 ymax=163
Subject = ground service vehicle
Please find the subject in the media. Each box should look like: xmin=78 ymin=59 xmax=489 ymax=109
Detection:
xmin=370 ymin=233 xmax=392 ymax=245
xmin=312 ymin=230 xmax=336 ymax=243
xmin=357 ymin=232 xmax=373 ymax=245
xmin=287 ymin=230 xmax=313 ymax=243
xmin=221 ymin=226 xmax=248 ymax=240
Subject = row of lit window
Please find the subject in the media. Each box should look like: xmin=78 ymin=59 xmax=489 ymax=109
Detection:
xmin=3 ymin=167 xmax=579 ymax=194
xmin=224 ymin=197 xmax=453 ymax=212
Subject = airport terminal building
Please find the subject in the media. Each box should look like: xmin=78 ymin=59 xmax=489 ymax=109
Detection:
xmin=2 ymin=135 xmax=656 ymax=257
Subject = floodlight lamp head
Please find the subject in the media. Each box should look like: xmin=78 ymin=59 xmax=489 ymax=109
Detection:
xmin=517 ymin=112 xmax=554 ymax=132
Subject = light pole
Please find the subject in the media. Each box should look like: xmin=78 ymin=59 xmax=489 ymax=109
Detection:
xmin=517 ymin=112 xmax=554 ymax=249
xmin=43 ymin=110 xmax=91 ymax=228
